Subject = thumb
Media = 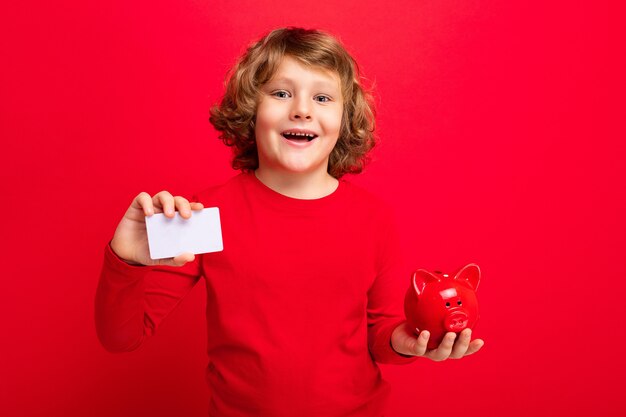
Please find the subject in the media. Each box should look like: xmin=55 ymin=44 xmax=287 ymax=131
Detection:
xmin=170 ymin=252 xmax=195 ymax=267
xmin=391 ymin=322 xmax=417 ymax=356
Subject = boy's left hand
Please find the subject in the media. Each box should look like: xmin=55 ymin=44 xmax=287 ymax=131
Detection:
xmin=391 ymin=322 xmax=484 ymax=361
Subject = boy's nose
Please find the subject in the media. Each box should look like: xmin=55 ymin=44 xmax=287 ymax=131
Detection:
xmin=290 ymin=97 xmax=312 ymax=121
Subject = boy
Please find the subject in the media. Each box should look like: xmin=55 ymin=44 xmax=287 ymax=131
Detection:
xmin=96 ymin=27 xmax=483 ymax=417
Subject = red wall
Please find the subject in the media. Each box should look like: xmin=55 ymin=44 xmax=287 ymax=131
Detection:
xmin=2 ymin=1 xmax=625 ymax=416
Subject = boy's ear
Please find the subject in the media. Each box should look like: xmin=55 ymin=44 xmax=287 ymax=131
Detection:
xmin=454 ymin=263 xmax=481 ymax=291
xmin=411 ymin=269 xmax=440 ymax=297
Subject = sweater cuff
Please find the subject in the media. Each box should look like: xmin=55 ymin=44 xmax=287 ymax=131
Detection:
xmin=103 ymin=240 xmax=151 ymax=282
xmin=374 ymin=319 xmax=419 ymax=365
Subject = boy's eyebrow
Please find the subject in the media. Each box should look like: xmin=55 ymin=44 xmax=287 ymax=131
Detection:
xmin=266 ymin=78 xmax=340 ymax=92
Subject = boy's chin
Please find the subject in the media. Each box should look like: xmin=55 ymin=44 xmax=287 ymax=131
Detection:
xmin=265 ymin=163 xmax=327 ymax=177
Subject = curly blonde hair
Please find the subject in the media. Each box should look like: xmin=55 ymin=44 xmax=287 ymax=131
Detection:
xmin=209 ymin=27 xmax=377 ymax=179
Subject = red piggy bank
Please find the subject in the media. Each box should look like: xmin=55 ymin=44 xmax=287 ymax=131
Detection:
xmin=404 ymin=263 xmax=481 ymax=350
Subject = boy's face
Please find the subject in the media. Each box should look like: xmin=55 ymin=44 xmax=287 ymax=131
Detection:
xmin=255 ymin=56 xmax=343 ymax=178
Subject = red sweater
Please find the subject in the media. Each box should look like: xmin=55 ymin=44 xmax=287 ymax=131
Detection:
xmin=96 ymin=172 xmax=417 ymax=417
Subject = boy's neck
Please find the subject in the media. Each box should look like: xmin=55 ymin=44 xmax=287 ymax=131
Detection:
xmin=254 ymin=168 xmax=339 ymax=200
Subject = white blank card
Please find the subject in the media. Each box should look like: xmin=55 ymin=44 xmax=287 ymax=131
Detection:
xmin=145 ymin=207 xmax=223 ymax=260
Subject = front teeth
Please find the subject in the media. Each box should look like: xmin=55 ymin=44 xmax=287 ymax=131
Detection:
xmin=285 ymin=132 xmax=316 ymax=139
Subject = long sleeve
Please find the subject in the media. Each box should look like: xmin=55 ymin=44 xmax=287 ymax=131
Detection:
xmin=94 ymin=240 xmax=202 ymax=353
xmin=366 ymin=206 xmax=418 ymax=365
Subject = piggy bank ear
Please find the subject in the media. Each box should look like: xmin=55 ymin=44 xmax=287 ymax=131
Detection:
xmin=454 ymin=263 xmax=481 ymax=291
xmin=412 ymin=269 xmax=441 ymax=296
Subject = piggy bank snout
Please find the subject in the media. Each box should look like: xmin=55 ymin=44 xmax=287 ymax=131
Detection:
xmin=444 ymin=310 xmax=469 ymax=332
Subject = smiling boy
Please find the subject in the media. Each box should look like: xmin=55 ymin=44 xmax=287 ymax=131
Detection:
xmin=96 ymin=27 xmax=483 ymax=417
xmin=254 ymin=55 xmax=342 ymax=198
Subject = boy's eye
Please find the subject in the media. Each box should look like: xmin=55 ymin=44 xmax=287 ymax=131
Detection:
xmin=272 ymin=91 xmax=290 ymax=99
xmin=315 ymin=95 xmax=331 ymax=103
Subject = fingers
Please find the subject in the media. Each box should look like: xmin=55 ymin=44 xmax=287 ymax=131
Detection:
xmin=173 ymin=197 xmax=205 ymax=219
xmin=425 ymin=332 xmax=457 ymax=362
xmin=190 ymin=202 xmax=204 ymax=211
xmin=135 ymin=190 xmax=204 ymax=218
xmin=465 ymin=338 xmax=485 ymax=356
xmin=449 ymin=328 xmax=472 ymax=359
xmin=135 ymin=192 xmax=155 ymax=216
xmin=413 ymin=330 xmax=430 ymax=356
xmin=399 ymin=327 xmax=484 ymax=362
xmin=174 ymin=196 xmax=192 ymax=218
xmin=153 ymin=191 xmax=176 ymax=217
xmin=423 ymin=330 xmax=484 ymax=362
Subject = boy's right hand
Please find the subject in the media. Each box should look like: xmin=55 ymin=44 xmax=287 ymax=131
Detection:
xmin=110 ymin=191 xmax=204 ymax=267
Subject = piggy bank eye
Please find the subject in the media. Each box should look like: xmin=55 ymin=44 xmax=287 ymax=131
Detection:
xmin=445 ymin=302 xmax=451 ymax=308
xmin=457 ymin=300 xmax=462 ymax=306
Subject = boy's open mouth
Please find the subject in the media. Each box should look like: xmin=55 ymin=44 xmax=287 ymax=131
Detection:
xmin=281 ymin=130 xmax=318 ymax=142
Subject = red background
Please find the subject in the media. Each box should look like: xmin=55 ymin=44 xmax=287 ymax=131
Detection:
xmin=1 ymin=1 xmax=625 ymax=416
